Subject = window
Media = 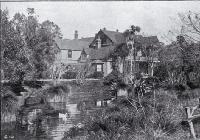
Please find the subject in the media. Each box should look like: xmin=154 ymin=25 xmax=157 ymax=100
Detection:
xmin=96 ymin=64 xmax=102 ymax=72
xmin=68 ymin=50 xmax=72 ymax=58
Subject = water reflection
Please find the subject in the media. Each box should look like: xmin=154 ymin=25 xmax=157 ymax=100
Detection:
xmin=1 ymin=97 xmax=110 ymax=140
xmin=1 ymin=102 xmax=89 ymax=140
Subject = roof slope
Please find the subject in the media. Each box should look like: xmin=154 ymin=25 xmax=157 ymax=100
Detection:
xmin=134 ymin=36 xmax=159 ymax=46
xmin=56 ymin=38 xmax=94 ymax=50
xmin=89 ymin=46 xmax=116 ymax=60
xmin=79 ymin=37 xmax=94 ymax=42
xmin=82 ymin=48 xmax=93 ymax=55
xmin=101 ymin=30 xmax=125 ymax=45
xmin=100 ymin=30 xmax=159 ymax=46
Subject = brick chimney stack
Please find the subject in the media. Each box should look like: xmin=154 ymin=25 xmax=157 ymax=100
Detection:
xmin=74 ymin=30 xmax=78 ymax=39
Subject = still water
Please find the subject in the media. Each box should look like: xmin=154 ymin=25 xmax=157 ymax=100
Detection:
xmin=1 ymin=92 xmax=99 ymax=140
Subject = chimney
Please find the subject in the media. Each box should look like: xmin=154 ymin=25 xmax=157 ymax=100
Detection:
xmin=74 ymin=30 xmax=78 ymax=39
xmin=103 ymin=27 xmax=106 ymax=31
xmin=116 ymin=29 xmax=119 ymax=32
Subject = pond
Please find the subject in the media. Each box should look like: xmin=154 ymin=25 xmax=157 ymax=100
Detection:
xmin=1 ymin=89 xmax=104 ymax=140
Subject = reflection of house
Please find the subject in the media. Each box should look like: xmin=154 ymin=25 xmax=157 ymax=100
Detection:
xmin=55 ymin=30 xmax=93 ymax=65
xmin=79 ymin=28 xmax=161 ymax=77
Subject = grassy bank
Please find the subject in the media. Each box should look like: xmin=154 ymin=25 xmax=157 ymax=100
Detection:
xmin=63 ymin=88 xmax=200 ymax=140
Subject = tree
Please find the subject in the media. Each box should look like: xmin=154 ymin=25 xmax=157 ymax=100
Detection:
xmin=159 ymin=35 xmax=200 ymax=88
xmin=123 ymin=25 xmax=141 ymax=83
xmin=163 ymin=11 xmax=200 ymax=43
xmin=1 ymin=9 xmax=31 ymax=82
xmin=1 ymin=8 xmax=63 ymax=81
xmin=178 ymin=11 xmax=200 ymax=42
xmin=109 ymin=43 xmax=129 ymax=72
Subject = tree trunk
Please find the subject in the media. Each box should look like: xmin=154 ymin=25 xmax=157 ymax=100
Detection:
xmin=185 ymin=107 xmax=197 ymax=139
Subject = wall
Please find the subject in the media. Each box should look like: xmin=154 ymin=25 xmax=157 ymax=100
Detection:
xmin=107 ymin=61 xmax=113 ymax=75
xmin=56 ymin=50 xmax=82 ymax=64
xmin=104 ymin=61 xmax=112 ymax=77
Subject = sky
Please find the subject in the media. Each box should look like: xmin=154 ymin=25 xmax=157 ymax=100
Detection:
xmin=2 ymin=1 xmax=200 ymax=44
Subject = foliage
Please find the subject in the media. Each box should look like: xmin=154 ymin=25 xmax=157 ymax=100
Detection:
xmin=87 ymin=71 xmax=104 ymax=79
xmin=153 ymin=63 xmax=169 ymax=82
xmin=62 ymin=71 xmax=78 ymax=79
xmin=158 ymin=36 xmax=200 ymax=88
xmin=109 ymin=43 xmax=129 ymax=71
xmin=103 ymin=70 xmax=124 ymax=86
xmin=44 ymin=83 xmax=69 ymax=98
xmin=178 ymin=11 xmax=200 ymax=42
xmin=64 ymin=89 xmax=188 ymax=140
xmin=1 ymin=9 xmax=31 ymax=82
xmin=103 ymin=70 xmax=126 ymax=96
xmin=164 ymin=11 xmax=200 ymax=43
xmin=1 ymin=86 xmax=18 ymax=114
xmin=1 ymin=8 xmax=62 ymax=81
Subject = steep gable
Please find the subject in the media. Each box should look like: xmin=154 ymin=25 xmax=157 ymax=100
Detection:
xmin=102 ymin=30 xmax=125 ymax=45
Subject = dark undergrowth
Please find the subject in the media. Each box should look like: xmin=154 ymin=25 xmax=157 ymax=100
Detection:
xmin=63 ymin=89 xmax=197 ymax=140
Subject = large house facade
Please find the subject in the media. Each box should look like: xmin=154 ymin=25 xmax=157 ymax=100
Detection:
xmin=79 ymin=28 xmax=161 ymax=78
xmin=54 ymin=28 xmax=161 ymax=79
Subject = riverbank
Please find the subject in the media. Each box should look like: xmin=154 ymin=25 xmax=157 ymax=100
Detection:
xmin=1 ymin=79 xmax=111 ymax=140
xmin=63 ymin=88 xmax=200 ymax=140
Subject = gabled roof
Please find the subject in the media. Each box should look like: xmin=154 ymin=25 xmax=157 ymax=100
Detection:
xmin=79 ymin=37 xmax=94 ymax=42
xmin=134 ymin=35 xmax=159 ymax=46
xmin=82 ymin=48 xmax=93 ymax=55
xmin=90 ymin=29 xmax=159 ymax=48
xmin=89 ymin=46 xmax=116 ymax=60
xmin=59 ymin=39 xmax=91 ymax=50
xmin=55 ymin=37 xmax=94 ymax=51
xmin=101 ymin=30 xmax=125 ymax=45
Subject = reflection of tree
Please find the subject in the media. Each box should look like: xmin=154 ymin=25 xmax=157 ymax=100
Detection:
xmin=1 ymin=87 xmax=18 ymax=122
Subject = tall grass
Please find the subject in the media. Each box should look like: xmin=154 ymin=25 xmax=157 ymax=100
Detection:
xmin=63 ymin=89 xmax=192 ymax=140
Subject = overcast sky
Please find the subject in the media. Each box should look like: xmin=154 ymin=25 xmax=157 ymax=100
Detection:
xmin=2 ymin=1 xmax=200 ymax=43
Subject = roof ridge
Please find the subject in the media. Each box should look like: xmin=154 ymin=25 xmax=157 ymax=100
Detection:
xmin=102 ymin=29 xmax=123 ymax=34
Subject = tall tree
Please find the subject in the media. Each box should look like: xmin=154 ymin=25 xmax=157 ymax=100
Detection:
xmin=11 ymin=8 xmax=61 ymax=79
xmin=1 ymin=9 xmax=31 ymax=82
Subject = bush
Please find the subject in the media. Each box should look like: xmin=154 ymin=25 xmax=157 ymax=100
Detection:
xmin=62 ymin=71 xmax=78 ymax=79
xmin=64 ymin=89 xmax=187 ymax=140
xmin=153 ymin=64 xmax=169 ymax=82
xmin=103 ymin=70 xmax=124 ymax=86
xmin=87 ymin=72 xmax=104 ymax=79
xmin=45 ymin=84 xmax=69 ymax=96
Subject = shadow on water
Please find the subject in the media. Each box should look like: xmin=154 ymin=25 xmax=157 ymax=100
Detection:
xmin=1 ymin=102 xmax=93 ymax=140
xmin=1 ymin=81 xmax=108 ymax=140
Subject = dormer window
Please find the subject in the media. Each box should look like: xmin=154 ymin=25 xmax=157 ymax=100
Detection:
xmin=68 ymin=49 xmax=72 ymax=58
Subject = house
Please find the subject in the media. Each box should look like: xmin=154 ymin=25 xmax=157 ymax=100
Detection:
xmin=79 ymin=28 xmax=161 ymax=78
xmin=55 ymin=30 xmax=94 ymax=65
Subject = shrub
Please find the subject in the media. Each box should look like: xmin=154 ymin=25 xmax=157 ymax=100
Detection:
xmin=153 ymin=64 xmax=169 ymax=82
xmin=87 ymin=72 xmax=104 ymax=79
xmin=62 ymin=71 xmax=78 ymax=79
xmin=64 ymin=89 xmax=186 ymax=140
